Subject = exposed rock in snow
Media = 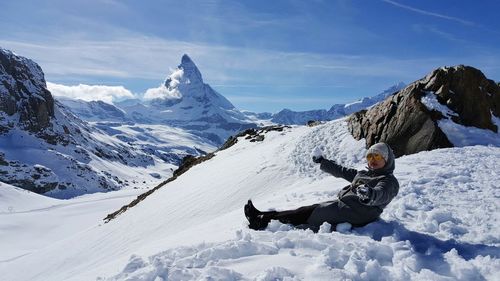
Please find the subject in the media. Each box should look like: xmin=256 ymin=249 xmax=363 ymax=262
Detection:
xmin=348 ymin=65 xmax=500 ymax=157
xmin=0 ymin=48 xmax=54 ymax=133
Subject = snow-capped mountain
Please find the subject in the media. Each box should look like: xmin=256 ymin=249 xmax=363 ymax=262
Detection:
xmin=335 ymin=82 xmax=406 ymax=115
xmin=271 ymin=82 xmax=406 ymax=125
xmin=1 ymin=117 xmax=498 ymax=280
xmin=118 ymin=54 xmax=257 ymax=145
xmin=0 ymin=48 xmax=213 ymax=198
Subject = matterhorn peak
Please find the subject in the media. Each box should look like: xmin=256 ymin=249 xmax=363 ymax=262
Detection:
xmin=163 ymin=54 xmax=204 ymax=91
xmin=181 ymin=54 xmax=194 ymax=65
xmin=178 ymin=54 xmax=203 ymax=85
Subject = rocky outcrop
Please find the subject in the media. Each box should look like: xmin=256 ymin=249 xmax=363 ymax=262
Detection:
xmin=348 ymin=65 xmax=500 ymax=157
xmin=0 ymin=48 xmax=54 ymax=132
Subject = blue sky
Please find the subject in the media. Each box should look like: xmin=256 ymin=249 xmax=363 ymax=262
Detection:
xmin=1 ymin=0 xmax=499 ymax=113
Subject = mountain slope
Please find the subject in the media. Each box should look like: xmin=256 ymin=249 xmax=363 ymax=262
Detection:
xmin=1 ymin=119 xmax=498 ymax=281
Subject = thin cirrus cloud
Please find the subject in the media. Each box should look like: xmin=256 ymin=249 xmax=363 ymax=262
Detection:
xmin=382 ymin=0 xmax=475 ymax=26
xmin=47 ymin=82 xmax=135 ymax=104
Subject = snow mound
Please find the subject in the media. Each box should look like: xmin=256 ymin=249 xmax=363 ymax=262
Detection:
xmin=108 ymin=223 xmax=499 ymax=281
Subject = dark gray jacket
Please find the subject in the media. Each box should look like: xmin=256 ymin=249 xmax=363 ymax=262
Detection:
xmin=319 ymin=147 xmax=399 ymax=210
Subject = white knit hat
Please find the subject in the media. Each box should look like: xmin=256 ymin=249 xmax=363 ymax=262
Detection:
xmin=366 ymin=143 xmax=389 ymax=161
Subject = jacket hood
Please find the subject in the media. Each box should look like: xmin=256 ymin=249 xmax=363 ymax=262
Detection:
xmin=368 ymin=143 xmax=395 ymax=175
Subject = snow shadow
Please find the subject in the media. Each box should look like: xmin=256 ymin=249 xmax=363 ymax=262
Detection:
xmin=355 ymin=220 xmax=500 ymax=261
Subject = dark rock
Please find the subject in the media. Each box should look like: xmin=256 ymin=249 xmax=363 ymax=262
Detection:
xmin=307 ymin=120 xmax=322 ymax=127
xmin=0 ymin=48 xmax=55 ymax=133
xmin=421 ymin=65 xmax=500 ymax=132
xmin=0 ymin=152 xmax=8 ymax=166
xmin=348 ymin=65 xmax=499 ymax=157
xmin=250 ymin=135 xmax=265 ymax=142
xmin=5 ymin=178 xmax=58 ymax=194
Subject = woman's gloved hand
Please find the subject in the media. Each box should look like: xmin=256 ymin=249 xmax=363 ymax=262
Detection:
xmin=311 ymin=146 xmax=324 ymax=164
xmin=356 ymin=185 xmax=372 ymax=201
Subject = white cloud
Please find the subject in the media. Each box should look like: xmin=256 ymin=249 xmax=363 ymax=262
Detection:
xmin=143 ymin=85 xmax=182 ymax=100
xmin=47 ymin=82 xmax=135 ymax=104
xmin=143 ymin=68 xmax=184 ymax=100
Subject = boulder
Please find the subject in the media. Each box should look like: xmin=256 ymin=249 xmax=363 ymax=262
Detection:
xmin=348 ymin=65 xmax=500 ymax=157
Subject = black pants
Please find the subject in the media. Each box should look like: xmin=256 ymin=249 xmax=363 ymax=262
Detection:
xmin=263 ymin=199 xmax=382 ymax=230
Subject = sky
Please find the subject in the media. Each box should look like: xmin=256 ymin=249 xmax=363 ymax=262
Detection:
xmin=1 ymin=0 xmax=499 ymax=113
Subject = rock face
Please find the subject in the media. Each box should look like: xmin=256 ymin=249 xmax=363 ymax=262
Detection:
xmin=0 ymin=48 xmax=54 ymax=132
xmin=348 ymin=65 xmax=500 ymax=157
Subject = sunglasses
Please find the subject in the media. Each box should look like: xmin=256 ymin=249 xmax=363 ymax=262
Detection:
xmin=366 ymin=153 xmax=384 ymax=161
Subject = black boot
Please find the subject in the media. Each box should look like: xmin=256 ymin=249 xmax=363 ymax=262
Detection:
xmin=244 ymin=200 xmax=271 ymax=230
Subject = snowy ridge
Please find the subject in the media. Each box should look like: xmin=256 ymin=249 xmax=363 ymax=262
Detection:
xmin=1 ymin=119 xmax=498 ymax=280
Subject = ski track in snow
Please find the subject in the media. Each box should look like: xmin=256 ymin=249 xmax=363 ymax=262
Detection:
xmin=1 ymin=120 xmax=499 ymax=281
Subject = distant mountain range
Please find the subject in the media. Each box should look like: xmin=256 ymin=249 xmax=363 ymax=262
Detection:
xmin=270 ymin=82 xmax=406 ymax=125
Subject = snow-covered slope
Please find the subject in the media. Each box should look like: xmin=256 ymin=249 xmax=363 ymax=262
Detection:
xmin=0 ymin=182 xmax=142 ymax=263
xmin=1 ymin=119 xmax=498 ymax=281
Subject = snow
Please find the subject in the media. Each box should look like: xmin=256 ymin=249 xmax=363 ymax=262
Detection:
xmin=0 ymin=119 xmax=499 ymax=280
xmin=421 ymin=92 xmax=500 ymax=147
xmin=0 ymin=182 xmax=142 ymax=263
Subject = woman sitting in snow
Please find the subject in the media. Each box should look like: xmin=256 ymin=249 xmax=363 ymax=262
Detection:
xmin=244 ymin=142 xmax=399 ymax=231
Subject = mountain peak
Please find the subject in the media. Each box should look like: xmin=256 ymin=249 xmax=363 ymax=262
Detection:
xmin=181 ymin=54 xmax=193 ymax=65
xmin=178 ymin=54 xmax=203 ymax=84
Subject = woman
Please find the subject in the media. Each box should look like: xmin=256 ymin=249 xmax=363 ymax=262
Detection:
xmin=244 ymin=143 xmax=399 ymax=231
